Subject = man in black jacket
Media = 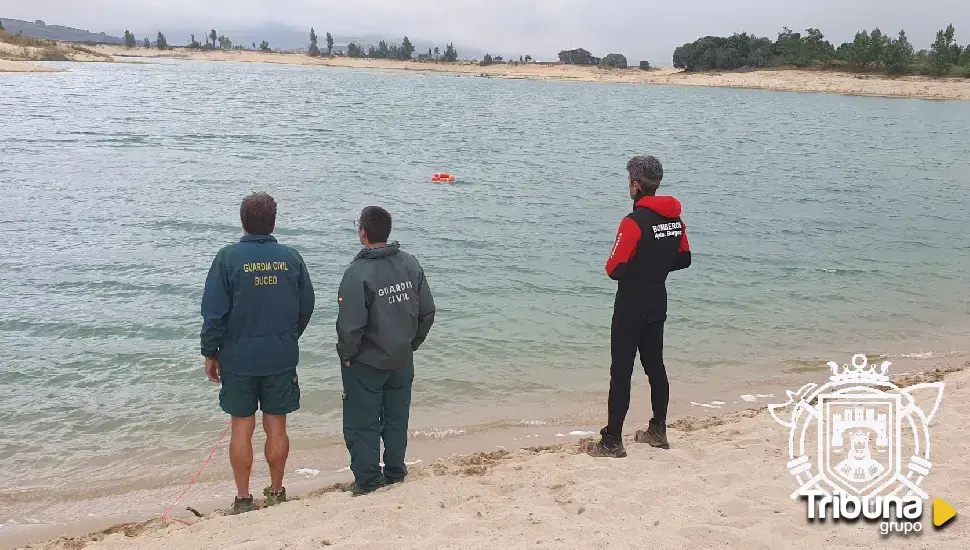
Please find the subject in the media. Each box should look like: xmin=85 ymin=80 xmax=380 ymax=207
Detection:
xmin=336 ymin=206 xmax=435 ymax=494
xmin=586 ymin=155 xmax=691 ymax=458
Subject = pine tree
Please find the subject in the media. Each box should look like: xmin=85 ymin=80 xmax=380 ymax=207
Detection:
xmin=326 ymin=32 xmax=334 ymax=56
xmin=442 ymin=43 xmax=458 ymax=62
xmin=308 ymin=28 xmax=320 ymax=56
xmin=401 ymin=36 xmax=414 ymax=60
xmin=346 ymin=42 xmax=364 ymax=58
xmin=882 ymin=30 xmax=914 ymax=75
xmin=930 ymin=24 xmax=957 ymax=75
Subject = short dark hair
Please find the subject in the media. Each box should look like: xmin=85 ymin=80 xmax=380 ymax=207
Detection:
xmin=359 ymin=206 xmax=392 ymax=243
xmin=240 ymin=193 xmax=277 ymax=235
xmin=627 ymin=155 xmax=663 ymax=195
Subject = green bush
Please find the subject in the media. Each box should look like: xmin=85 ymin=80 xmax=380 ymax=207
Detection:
xmin=558 ymin=48 xmax=598 ymax=65
xmin=600 ymin=53 xmax=628 ymax=68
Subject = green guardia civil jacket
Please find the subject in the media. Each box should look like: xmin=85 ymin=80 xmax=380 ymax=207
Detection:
xmin=200 ymin=234 xmax=315 ymax=376
xmin=336 ymin=242 xmax=435 ymax=370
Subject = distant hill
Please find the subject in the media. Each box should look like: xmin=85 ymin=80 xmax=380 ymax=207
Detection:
xmin=0 ymin=17 xmax=124 ymax=43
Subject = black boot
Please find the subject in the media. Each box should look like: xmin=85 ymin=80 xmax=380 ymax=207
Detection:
xmin=634 ymin=419 xmax=670 ymax=449
xmin=584 ymin=427 xmax=627 ymax=458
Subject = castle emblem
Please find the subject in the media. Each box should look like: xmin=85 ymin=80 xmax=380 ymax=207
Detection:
xmin=769 ymin=354 xmax=944 ymax=500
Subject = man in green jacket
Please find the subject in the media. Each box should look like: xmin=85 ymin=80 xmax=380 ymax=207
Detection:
xmin=336 ymin=206 xmax=435 ymax=494
xmin=200 ymin=192 xmax=315 ymax=513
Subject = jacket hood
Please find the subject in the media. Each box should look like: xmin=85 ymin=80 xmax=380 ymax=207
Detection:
xmin=355 ymin=241 xmax=401 ymax=260
xmin=635 ymin=195 xmax=682 ymax=218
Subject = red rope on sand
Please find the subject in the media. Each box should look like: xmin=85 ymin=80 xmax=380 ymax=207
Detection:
xmin=160 ymin=419 xmax=232 ymax=519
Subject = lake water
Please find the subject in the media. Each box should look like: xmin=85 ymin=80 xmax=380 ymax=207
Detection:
xmin=1 ymin=59 xmax=969 ymax=529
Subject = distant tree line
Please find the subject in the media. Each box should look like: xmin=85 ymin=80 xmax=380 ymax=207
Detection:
xmin=416 ymin=45 xmax=461 ymax=62
xmin=367 ymin=37 xmax=416 ymax=60
xmin=185 ymin=29 xmax=245 ymax=50
xmin=673 ymin=24 xmax=970 ymax=77
xmin=112 ymin=26 xmax=666 ymax=70
xmin=557 ymin=48 xmax=650 ymax=70
xmin=110 ymin=26 xmax=460 ymax=62
xmin=120 ymin=27 xmax=275 ymax=52
xmin=337 ymin=35 xmax=458 ymax=61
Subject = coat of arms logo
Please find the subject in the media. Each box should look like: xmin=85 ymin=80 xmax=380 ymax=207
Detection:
xmin=769 ymin=354 xmax=944 ymax=500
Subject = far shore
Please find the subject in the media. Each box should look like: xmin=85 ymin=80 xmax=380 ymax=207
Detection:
xmin=3 ymin=43 xmax=970 ymax=101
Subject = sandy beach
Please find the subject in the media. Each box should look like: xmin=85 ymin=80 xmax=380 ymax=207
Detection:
xmin=11 ymin=360 xmax=967 ymax=550
xmin=3 ymin=42 xmax=970 ymax=101
xmin=0 ymin=59 xmax=63 ymax=72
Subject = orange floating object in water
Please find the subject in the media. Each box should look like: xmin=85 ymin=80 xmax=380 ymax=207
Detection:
xmin=431 ymin=173 xmax=456 ymax=183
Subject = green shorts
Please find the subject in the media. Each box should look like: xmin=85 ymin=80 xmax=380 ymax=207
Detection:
xmin=219 ymin=369 xmax=300 ymax=418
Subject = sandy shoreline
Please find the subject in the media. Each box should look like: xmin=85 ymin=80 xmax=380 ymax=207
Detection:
xmin=0 ymin=59 xmax=64 ymax=73
xmin=7 ymin=359 xmax=968 ymax=549
xmin=0 ymin=366 xmax=830 ymax=547
xmin=3 ymin=43 xmax=970 ymax=101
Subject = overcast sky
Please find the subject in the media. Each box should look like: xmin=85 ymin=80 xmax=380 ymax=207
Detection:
xmin=2 ymin=0 xmax=968 ymax=62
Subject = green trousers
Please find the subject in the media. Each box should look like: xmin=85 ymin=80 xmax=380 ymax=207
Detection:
xmin=342 ymin=361 xmax=414 ymax=491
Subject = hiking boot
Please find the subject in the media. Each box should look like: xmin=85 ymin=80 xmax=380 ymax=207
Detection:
xmin=228 ymin=495 xmax=255 ymax=515
xmin=384 ymin=476 xmax=406 ymax=486
xmin=342 ymin=482 xmax=377 ymax=497
xmin=263 ymin=486 xmax=287 ymax=506
xmin=635 ymin=419 xmax=670 ymax=449
xmin=583 ymin=427 xmax=627 ymax=458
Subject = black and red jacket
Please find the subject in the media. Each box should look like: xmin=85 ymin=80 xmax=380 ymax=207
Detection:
xmin=606 ymin=195 xmax=691 ymax=321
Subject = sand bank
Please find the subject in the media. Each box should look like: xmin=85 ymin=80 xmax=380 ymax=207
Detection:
xmin=81 ymin=45 xmax=970 ymax=101
xmin=17 ymin=361 xmax=968 ymax=549
xmin=0 ymin=59 xmax=64 ymax=73
xmin=0 ymin=37 xmax=110 ymax=72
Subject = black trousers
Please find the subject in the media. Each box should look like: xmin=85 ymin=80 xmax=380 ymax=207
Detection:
xmin=606 ymin=313 xmax=668 ymax=438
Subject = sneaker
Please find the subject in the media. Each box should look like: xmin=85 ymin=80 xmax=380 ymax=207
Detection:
xmin=384 ymin=477 xmax=405 ymax=486
xmin=583 ymin=427 xmax=627 ymax=458
xmin=634 ymin=419 xmax=670 ymax=449
xmin=263 ymin=486 xmax=287 ymax=506
xmin=228 ymin=495 xmax=255 ymax=515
